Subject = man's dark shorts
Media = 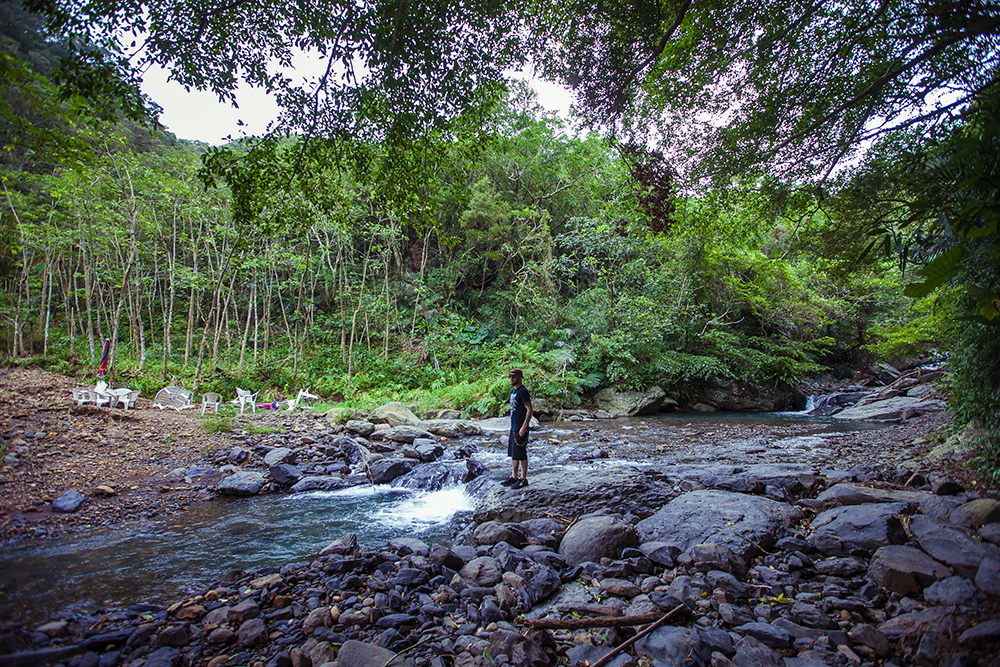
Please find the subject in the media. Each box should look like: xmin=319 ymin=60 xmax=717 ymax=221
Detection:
xmin=508 ymin=429 xmax=528 ymax=460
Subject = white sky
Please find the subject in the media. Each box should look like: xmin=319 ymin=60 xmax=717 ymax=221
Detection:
xmin=141 ymin=64 xmax=574 ymax=145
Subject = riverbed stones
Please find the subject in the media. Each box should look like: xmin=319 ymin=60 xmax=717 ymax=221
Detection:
xmin=52 ymin=490 xmax=84 ymax=513
xmin=909 ymin=513 xmax=1000 ymax=577
xmin=867 ymin=545 xmax=952 ymax=595
xmin=637 ymin=490 xmax=801 ymax=562
xmin=289 ymin=475 xmax=357 ymax=493
xmin=949 ymin=497 xmax=1000 ymax=528
xmin=975 ymin=557 xmax=1000 ymax=595
xmin=473 ymin=520 xmax=526 ymax=547
xmin=418 ymin=419 xmax=484 ymax=438
xmin=263 ymin=447 xmax=296 ymax=466
xmin=660 ymin=463 xmax=817 ymax=498
xmin=216 ymin=471 xmax=265 ymax=496
xmin=808 ymin=502 xmax=909 ymax=555
xmin=269 ymin=463 xmax=304 ymax=486
xmin=832 ymin=395 xmax=938 ymax=421
xmin=558 ymin=515 xmax=638 ymax=567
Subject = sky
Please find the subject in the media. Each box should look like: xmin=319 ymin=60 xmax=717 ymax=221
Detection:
xmin=140 ymin=64 xmax=575 ymax=145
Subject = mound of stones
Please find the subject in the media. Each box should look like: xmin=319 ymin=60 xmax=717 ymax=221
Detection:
xmin=5 ymin=459 xmax=1000 ymax=667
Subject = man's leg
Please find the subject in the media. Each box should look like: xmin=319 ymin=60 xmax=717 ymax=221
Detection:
xmin=519 ymin=459 xmax=528 ymax=480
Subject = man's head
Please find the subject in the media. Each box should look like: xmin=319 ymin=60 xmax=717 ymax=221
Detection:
xmin=509 ymin=368 xmax=523 ymax=386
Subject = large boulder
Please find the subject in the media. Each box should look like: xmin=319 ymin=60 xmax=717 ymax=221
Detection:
xmin=368 ymin=458 xmax=420 ymax=485
xmin=832 ymin=395 xmax=944 ymax=421
xmin=909 ymin=514 xmax=1000 ymax=578
xmin=290 ymin=475 xmax=358 ymax=493
xmin=419 ymin=419 xmax=485 ymax=438
xmin=382 ymin=425 xmax=435 ymax=443
xmin=370 ymin=402 xmax=421 ymax=426
xmin=473 ymin=466 xmax=673 ymax=523
xmin=594 ymin=386 xmax=667 ymax=417
xmin=701 ymin=381 xmax=802 ymax=412
xmin=813 ymin=483 xmax=961 ymax=520
xmin=558 ymin=515 xmax=639 ymax=566
xmin=636 ymin=490 xmax=801 ymax=563
xmin=659 ymin=463 xmax=818 ymax=497
xmin=867 ymin=545 xmax=952 ymax=595
xmin=392 ymin=460 xmax=484 ymax=491
xmin=808 ymin=502 xmax=909 ymax=555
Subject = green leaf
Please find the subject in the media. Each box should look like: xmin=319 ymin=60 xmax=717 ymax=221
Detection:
xmin=903 ymin=246 xmax=966 ymax=298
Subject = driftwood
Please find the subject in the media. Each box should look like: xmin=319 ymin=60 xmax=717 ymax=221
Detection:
xmin=587 ymin=605 xmax=687 ymax=667
xmin=517 ymin=604 xmax=686 ymax=630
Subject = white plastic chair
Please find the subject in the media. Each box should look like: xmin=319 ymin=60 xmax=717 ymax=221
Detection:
xmin=153 ymin=386 xmax=195 ymax=411
xmin=284 ymin=388 xmax=319 ymax=412
xmin=120 ymin=389 xmax=140 ymax=410
xmin=233 ymin=388 xmax=259 ymax=413
xmin=72 ymin=388 xmax=93 ymax=406
xmin=93 ymin=381 xmax=112 ymax=407
xmin=201 ymin=392 xmax=223 ymax=415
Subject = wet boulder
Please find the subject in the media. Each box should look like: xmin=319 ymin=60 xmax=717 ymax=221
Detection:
xmin=393 ymin=460 xmax=484 ymax=491
xmin=289 ymin=475 xmax=357 ymax=493
xmin=808 ymin=502 xmax=909 ymax=555
xmin=217 ymin=471 xmax=265 ymax=496
xmin=269 ymin=463 xmax=304 ymax=486
xmin=383 ymin=425 xmax=435 ymax=444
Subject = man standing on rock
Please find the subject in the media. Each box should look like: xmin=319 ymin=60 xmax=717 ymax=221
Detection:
xmin=502 ymin=368 xmax=533 ymax=489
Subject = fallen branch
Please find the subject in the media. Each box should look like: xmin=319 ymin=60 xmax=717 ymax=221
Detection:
xmin=517 ymin=604 xmax=686 ymax=630
xmin=589 ymin=605 xmax=688 ymax=667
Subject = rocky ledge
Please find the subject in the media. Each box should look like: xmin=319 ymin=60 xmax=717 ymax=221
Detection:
xmin=3 ymin=459 xmax=999 ymax=667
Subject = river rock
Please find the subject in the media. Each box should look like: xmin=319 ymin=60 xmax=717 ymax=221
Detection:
xmin=290 ymin=475 xmax=356 ymax=493
xmin=594 ymin=386 xmax=667 ymax=417
xmin=345 ymin=420 xmax=376 ymax=437
xmin=867 ymin=545 xmax=952 ymax=595
xmin=637 ymin=490 xmax=801 ymax=563
xmin=558 ymin=515 xmax=638 ymax=566
xmin=269 ymin=463 xmax=304 ymax=486
xmin=733 ymin=623 xmax=792 ymax=649
xmin=701 ymin=381 xmax=800 ymax=412
xmin=458 ymin=556 xmax=503 ymax=586
xmin=474 ymin=466 xmax=672 ymax=523
xmin=949 ymin=497 xmax=1000 ymax=528
xmin=473 ymin=521 xmax=527 ymax=547
xmin=959 ymin=619 xmax=1000 ymax=643
xmin=877 ymin=606 xmax=963 ymax=641
xmin=975 ymin=557 xmax=1000 ymax=596
xmin=812 ymin=482 xmax=960 ymax=519
xmin=238 ymin=618 xmax=267 ymax=646
xmin=383 ymin=425 xmax=434 ymax=443
xmin=831 ymin=395 xmax=936 ymax=421
xmin=52 ymin=490 xmax=84 ymax=513
xmin=370 ymin=402 xmax=420 ymax=427
xmin=319 ymin=533 xmax=358 ymax=556
xmin=368 ymin=458 xmax=419 ymax=484
xmin=418 ymin=419 xmax=484 ymax=437
xmin=143 ymin=647 xmax=181 ymax=667
xmin=393 ymin=460 xmax=483 ymax=491
xmin=217 ymin=471 xmax=265 ymax=496
xmin=730 ymin=635 xmax=785 ymax=666
xmin=634 ymin=626 xmax=701 ymax=665
xmin=909 ymin=514 xmax=1000 ymax=577
xmin=808 ymin=502 xmax=908 ymax=555
xmin=263 ymin=447 xmax=295 ymax=466
xmin=924 ymin=575 xmax=978 ymax=605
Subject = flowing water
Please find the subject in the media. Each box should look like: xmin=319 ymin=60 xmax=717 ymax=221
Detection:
xmin=0 ymin=410 xmax=883 ymax=623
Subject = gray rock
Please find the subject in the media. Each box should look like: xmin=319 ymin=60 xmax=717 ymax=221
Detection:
xmin=633 ymin=626 xmax=701 ymax=665
xmin=594 ymin=386 xmax=667 ymax=417
xmin=263 ymin=447 xmax=295 ymax=466
xmin=335 ymin=639 xmax=405 ymax=666
xmin=639 ymin=541 xmax=682 ymax=567
xmin=368 ymin=458 xmax=420 ymax=484
xmin=290 ymin=475 xmax=356 ymax=493
xmin=813 ymin=483 xmax=960 ymax=519
xmin=981 ymin=523 xmax=1000 ymax=545
xmin=832 ymin=395 xmax=937 ymax=420
xmin=217 ymin=471 xmax=265 ymax=496
xmin=269 ymin=463 xmax=304 ymax=486
xmin=386 ymin=536 xmax=428 ymax=553
xmin=733 ymin=623 xmax=792 ymax=649
xmin=808 ymin=502 xmax=908 ymax=555
xmin=345 ymin=420 xmax=376 ymax=437
xmin=910 ymin=514 xmax=1000 ymax=578
xmin=52 ymin=490 xmax=84 ymax=513
xmin=924 ymin=575 xmax=978 ymax=605
xmin=731 ymin=636 xmax=784 ymax=667
xmin=418 ymin=419 xmax=485 ymax=437
xmin=237 ymin=617 xmax=267 ymax=646
xmin=975 ymin=557 xmax=1000 ymax=596
xmin=719 ymin=603 xmax=754 ymax=627
xmin=459 ymin=556 xmax=503 ymax=586
xmin=790 ymin=601 xmax=837 ymax=630
xmin=949 ymin=498 xmax=1000 ymax=528
xmin=474 ymin=466 xmax=672 ymax=524
xmin=393 ymin=460 xmax=483 ymax=491
xmin=143 ymin=647 xmax=180 ymax=667
xmin=370 ymin=402 xmax=420 ymax=427
xmin=383 ymin=425 xmax=435 ymax=443
xmin=637 ymin=490 xmax=801 ymax=563
xmin=868 ymin=545 xmax=952 ymax=595
xmin=473 ymin=521 xmax=527 ymax=548
xmin=848 ymin=623 xmax=890 ymax=656
xmin=559 ymin=515 xmax=639 ymax=567
xmin=959 ymin=619 xmax=1000 ymax=643
xmin=678 ymin=543 xmax=747 ymax=577
xmin=701 ymin=382 xmax=800 ymax=412
xmin=319 ymin=533 xmax=358 ymax=556
xmin=566 ymin=644 xmax=636 ymax=667
xmin=877 ymin=606 xmax=962 ymax=641
xmin=660 ymin=464 xmax=817 ymax=498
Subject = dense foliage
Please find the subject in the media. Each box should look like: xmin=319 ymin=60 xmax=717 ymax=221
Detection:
xmin=2 ymin=0 xmax=999 ymax=479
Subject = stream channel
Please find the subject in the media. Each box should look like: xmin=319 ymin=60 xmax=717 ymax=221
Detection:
xmin=0 ymin=410 xmax=884 ymax=623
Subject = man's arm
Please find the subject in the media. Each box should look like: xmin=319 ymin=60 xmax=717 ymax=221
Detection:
xmin=520 ymin=398 xmax=533 ymax=437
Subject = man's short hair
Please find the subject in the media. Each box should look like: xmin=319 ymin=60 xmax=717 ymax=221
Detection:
xmin=509 ymin=368 xmax=523 ymax=378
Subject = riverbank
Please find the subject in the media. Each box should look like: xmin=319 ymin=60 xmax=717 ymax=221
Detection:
xmin=3 ymin=366 xmax=999 ymax=667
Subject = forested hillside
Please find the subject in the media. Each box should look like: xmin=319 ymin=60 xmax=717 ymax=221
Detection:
xmin=1 ymin=0 xmax=997 ymax=479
